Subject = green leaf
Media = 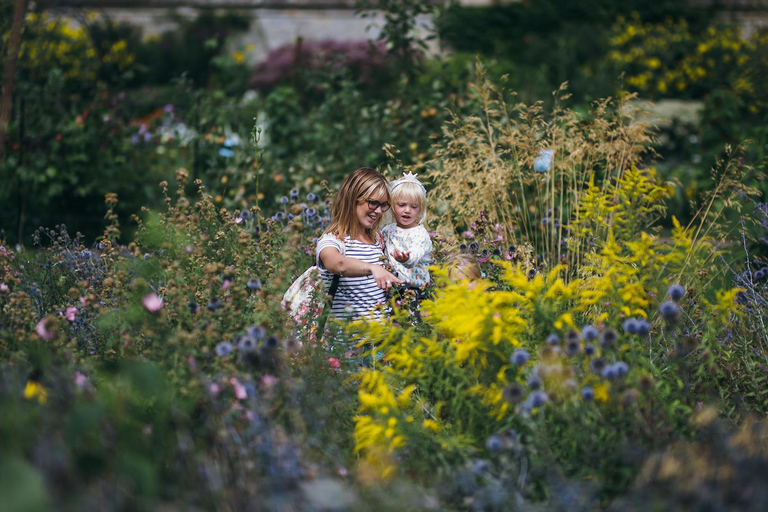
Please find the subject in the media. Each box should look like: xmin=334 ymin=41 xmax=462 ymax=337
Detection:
xmin=0 ymin=457 xmax=52 ymax=512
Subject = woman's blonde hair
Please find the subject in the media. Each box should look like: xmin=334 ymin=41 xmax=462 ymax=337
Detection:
xmin=445 ymin=253 xmax=483 ymax=281
xmin=325 ymin=167 xmax=390 ymax=239
xmin=388 ymin=180 xmax=428 ymax=226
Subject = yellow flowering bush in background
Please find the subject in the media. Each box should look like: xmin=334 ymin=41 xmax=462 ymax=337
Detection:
xmin=350 ymin=163 xmax=744 ymax=486
xmin=15 ymin=12 xmax=135 ymax=90
xmin=605 ymin=13 xmax=767 ymax=111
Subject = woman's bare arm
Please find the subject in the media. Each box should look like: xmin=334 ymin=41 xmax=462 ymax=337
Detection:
xmin=319 ymin=247 xmax=402 ymax=290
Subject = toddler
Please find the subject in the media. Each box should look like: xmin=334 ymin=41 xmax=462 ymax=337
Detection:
xmin=381 ymin=172 xmax=433 ymax=289
xmin=445 ymin=253 xmax=483 ymax=289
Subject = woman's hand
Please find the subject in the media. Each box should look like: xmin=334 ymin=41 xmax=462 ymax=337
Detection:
xmin=392 ymin=249 xmax=411 ymax=264
xmin=370 ymin=265 xmax=402 ymax=291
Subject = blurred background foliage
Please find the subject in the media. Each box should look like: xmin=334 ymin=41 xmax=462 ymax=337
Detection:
xmin=0 ymin=0 xmax=766 ymax=245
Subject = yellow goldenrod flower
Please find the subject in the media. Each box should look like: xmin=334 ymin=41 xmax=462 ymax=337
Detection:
xmin=23 ymin=381 xmax=48 ymax=404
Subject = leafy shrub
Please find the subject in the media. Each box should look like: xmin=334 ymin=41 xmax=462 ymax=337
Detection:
xmin=603 ymin=15 xmax=767 ymax=105
xmin=13 ymin=11 xmax=135 ymax=93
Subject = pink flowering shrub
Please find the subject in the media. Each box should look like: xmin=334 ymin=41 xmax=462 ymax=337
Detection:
xmin=250 ymin=39 xmax=396 ymax=93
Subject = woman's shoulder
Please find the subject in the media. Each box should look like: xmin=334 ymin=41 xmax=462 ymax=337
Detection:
xmin=317 ymin=233 xmax=345 ymax=250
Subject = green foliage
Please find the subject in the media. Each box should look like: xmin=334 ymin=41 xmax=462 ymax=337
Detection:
xmin=125 ymin=9 xmax=252 ymax=90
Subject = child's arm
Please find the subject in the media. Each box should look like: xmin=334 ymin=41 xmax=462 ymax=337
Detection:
xmin=400 ymin=229 xmax=433 ymax=268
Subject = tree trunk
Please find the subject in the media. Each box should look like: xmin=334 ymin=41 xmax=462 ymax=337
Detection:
xmin=0 ymin=0 xmax=29 ymax=163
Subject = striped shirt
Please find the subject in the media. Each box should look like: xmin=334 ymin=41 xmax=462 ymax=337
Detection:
xmin=316 ymin=234 xmax=386 ymax=321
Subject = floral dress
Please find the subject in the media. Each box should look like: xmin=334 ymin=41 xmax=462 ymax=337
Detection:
xmin=381 ymin=223 xmax=433 ymax=288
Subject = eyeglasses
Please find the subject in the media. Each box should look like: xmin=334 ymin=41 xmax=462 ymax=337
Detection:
xmin=365 ymin=199 xmax=390 ymax=212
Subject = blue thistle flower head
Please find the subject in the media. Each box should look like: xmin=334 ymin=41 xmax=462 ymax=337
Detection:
xmin=511 ymin=349 xmax=530 ymax=366
xmin=247 ymin=278 xmax=262 ymax=290
xmin=614 ymin=361 xmax=629 ymax=377
xmin=469 ymin=242 xmax=479 ymax=252
xmin=469 ymin=459 xmax=489 ymax=476
xmin=527 ymin=374 xmax=542 ymax=390
xmin=636 ymin=319 xmax=651 ymax=336
xmin=534 ymin=149 xmax=554 ymax=173
xmin=580 ymin=386 xmax=594 ymax=401
xmin=459 ymin=243 xmax=468 ymax=252
xmin=247 ymin=325 xmax=266 ymax=340
xmin=503 ymin=384 xmax=525 ymax=403
xmin=584 ymin=344 xmax=596 ymax=356
xmin=237 ymin=335 xmax=257 ymax=353
xmin=600 ymin=328 xmax=618 ymax=348
xmin=215 ymin=341 xmax=234 ymax=357
xmin=263 ymin=335 xmax=280 ymax=350
xmin=667 ymin=284 xmax=685 ymax=302
xmin=659 ymin=300 xmax=680 ymax=321
xmin=492 ymin=248 xmax=501 ymax=256
xmin=590 ymin=357 xmax=606 ymax=374
xmin=239 ymin=210 xmax=251 ymax=220
xmin=565 ymin=339 xmax=581 ymax=357
xmin=601 ymin=365 xmax=619 ymax=380
xmin=290 ymin=188 xmax=299 ymax=198
xmin=207 ymin=298 xmax=223 ymax=311
xmin=582 ymin=325 xmax=599 ymax=340
xmin=623 ymin=319 xmax=639 ymax=334
xmin=279 ymin=196 xmax=289 ymax=205
xmin=529 ymin=390 xmax=548 ymax=408
xmin=306 ymin=192 xmax=318 ymax=202
xmin=485 ymin=435 xmax=504 ymax=453
xmin=545 ymin=333 xmax=560 ymax=346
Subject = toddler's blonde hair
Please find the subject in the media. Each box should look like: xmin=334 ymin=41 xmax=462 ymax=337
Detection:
xmin=445 ymin=253 xmax=482 ymax=281
xmin=388 ymin=174 xmax=428 ymax=226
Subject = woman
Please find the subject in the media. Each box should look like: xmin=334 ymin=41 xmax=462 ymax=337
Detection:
xmin=317 ymin=167 xmax=402 ymax=321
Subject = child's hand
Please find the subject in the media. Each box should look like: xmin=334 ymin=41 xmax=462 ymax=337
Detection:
xmin=393 ymin=249 xmax=410 ymax=263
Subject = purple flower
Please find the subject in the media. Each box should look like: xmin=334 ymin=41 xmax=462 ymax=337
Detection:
xmin=143 ymin=293 xmax=163 ymax=312
xmin=581 ymin=386 xmax=594 ymax=401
